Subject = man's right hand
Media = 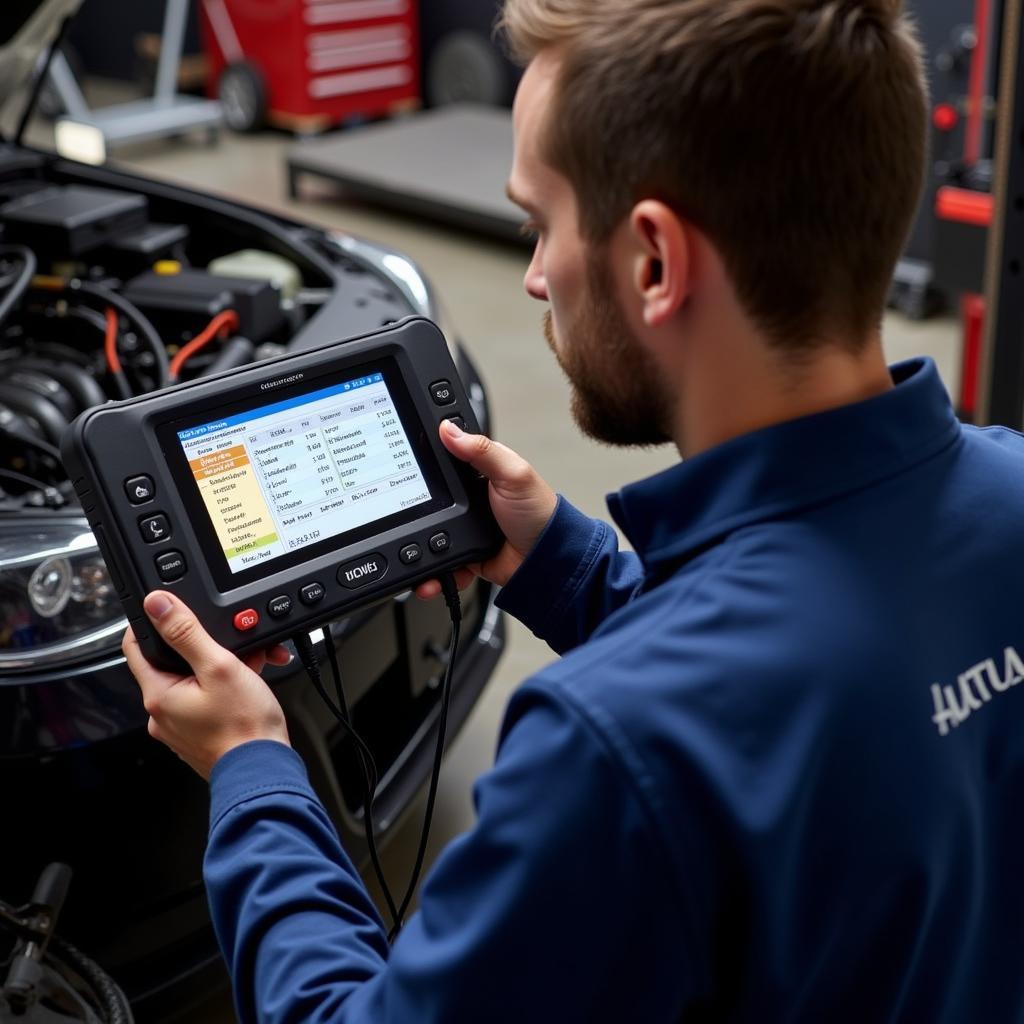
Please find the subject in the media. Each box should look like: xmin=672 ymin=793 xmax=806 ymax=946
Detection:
xmin=415 ymin=419 xmax=557 ymax=599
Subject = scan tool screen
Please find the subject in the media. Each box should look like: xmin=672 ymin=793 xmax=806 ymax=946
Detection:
xmin=176 ymin=372 xmax=431 ymax=575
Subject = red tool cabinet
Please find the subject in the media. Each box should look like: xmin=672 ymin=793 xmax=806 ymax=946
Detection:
xmin=200 ymin=0 xmax=420 ymax=132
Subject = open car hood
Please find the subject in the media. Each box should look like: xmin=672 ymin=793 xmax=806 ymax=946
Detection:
xmin=0 ymin=0 xmax=82 ymax=133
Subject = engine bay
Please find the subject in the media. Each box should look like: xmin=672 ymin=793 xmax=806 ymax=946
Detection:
xmin=0 ymin=163 xmax=412 ymax=512
xmin=0 ymin=152 xmax=416 ymax=664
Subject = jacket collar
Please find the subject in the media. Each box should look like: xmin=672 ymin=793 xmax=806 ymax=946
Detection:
xmin=606 ymin=358 xmax=962 ymax=571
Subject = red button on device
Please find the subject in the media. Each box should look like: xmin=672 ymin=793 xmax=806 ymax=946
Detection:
xmin=234 ymin=609 xmax=259 ymax=631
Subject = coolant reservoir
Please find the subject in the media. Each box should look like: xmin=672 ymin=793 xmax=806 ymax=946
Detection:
xmin=207 ymin=249 xmax=302 ymax=301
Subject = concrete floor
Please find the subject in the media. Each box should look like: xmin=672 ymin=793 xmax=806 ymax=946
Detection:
xmin=30 ymin=108 xmax=962 ymax=1020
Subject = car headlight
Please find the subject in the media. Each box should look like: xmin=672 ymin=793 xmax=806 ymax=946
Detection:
xmin=0 ymin=518 xmax=126 ymax=673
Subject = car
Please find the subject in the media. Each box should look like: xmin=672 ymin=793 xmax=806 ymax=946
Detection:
xmin=0 ymin=2 xmax=504 ymax=1019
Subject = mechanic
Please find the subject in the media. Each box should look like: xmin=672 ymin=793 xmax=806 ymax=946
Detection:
xmin=122 ymin=0 xmax=1024 ymax=1020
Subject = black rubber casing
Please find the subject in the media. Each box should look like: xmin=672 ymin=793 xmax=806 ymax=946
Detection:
xmin=60 ymin=317 xmax=501 ymax=673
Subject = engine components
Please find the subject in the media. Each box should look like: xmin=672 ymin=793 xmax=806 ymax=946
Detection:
xmin=208 ymin=249 xmax=302 ymax=301
xmin=122 ymin=266 xmax=284 ymax=342
xmin=99 ymin=221 xmax=190 ymax=278
xmin=0 ymin=379 xmax=68 ymax=446
xmin=0 ymin=185 xmax=148 ymax=260
xmin=0 ymin=177 xmax=330 ymax=516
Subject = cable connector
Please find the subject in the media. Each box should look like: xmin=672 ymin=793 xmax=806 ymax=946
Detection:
xmin=292 ymin=630 xmax=316 ymax=675
xmin=439 ymin=571 xmax=463 ymax=625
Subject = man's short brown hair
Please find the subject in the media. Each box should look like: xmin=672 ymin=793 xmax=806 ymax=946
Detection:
xmin=500 ymin=0 xmax=927 ymax=351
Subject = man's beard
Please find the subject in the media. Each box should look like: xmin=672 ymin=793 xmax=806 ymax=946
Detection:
xmin=544 ymin=250 xmax=674 ymax=447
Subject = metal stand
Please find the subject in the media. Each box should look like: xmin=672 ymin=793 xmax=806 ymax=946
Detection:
xmin=978 ymin=0 xmax=1024 ymax=425
xmin=286 ymin=105 xmax=526 ymax=243
xmin=51 ymin=0 xmax=221 ymax=157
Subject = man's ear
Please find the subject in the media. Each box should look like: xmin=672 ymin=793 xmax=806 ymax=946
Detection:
xmin=629 ymin=200 xmax=691 ymax=328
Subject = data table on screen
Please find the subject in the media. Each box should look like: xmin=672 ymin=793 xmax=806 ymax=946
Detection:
xmin=177 ymin=374 xmax=431 ymax=573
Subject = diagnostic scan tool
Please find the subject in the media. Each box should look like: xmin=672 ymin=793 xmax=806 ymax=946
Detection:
xmin=61 ymin=318 xmax=501 ymax=672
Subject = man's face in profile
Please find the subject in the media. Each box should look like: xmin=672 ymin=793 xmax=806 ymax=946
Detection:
xmin=510 ymin=51 xmax=673 ymax=448
xmin=541 ymin=252 xmax=671 ymax=447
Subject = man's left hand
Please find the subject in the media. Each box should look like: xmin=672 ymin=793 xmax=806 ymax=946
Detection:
xmin=122 ymin=590 xmax=293 ymax=780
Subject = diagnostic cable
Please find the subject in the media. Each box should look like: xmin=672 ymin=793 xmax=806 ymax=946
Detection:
xmin=293 ymin=628 xmax=398 ymax=928
xmin=292 ymin=571 xmax=463 ymax=941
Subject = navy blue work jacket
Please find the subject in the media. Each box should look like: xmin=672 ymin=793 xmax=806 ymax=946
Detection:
xmin=204 ymin=358 xmax=1024 ymax=1022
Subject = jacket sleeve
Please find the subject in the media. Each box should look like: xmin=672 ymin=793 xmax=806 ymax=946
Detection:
xmin=204 ymin=687 xmax=695 ymax=1024
xmin=495 ymin=495 xmax=645 ymax=654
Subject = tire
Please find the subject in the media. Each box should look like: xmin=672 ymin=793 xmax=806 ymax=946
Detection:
xmin=218 ymin=61 xmax=267 ymax=133
xmin=426 ymin=31 xmax=510 ymax=107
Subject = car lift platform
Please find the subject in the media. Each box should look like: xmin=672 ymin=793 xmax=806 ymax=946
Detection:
xmin=286 ymin=104 xmax=526 ymax=243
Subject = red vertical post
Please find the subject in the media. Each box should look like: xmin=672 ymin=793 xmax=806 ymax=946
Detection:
xmin=960 ymin=292 xmax=986 ymax=416
xmin=966 ymin=0 xmax=991 ymax=164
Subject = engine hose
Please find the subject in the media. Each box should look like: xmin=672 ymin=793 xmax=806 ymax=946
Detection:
xmin=0 ymin=244 xmax=36 ymax=330
xmin=18 ymin=358 xmax=107 ymax=412
xmin=68 ymin=280 xmax=169 ymax=390
xmin=199 ymin=335 xmax=255 ymax=377
xmin=48 ymin=935 xmax=134 ymax=1024
xmin=0 ymin=380 xmax=68 ymax=446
